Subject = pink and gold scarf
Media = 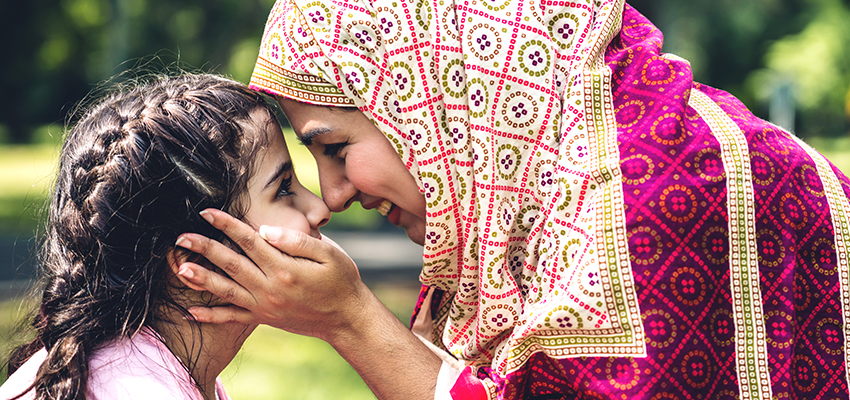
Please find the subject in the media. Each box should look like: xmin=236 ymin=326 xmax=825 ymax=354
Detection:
xmin=250 ymin=0 xmax=645 ymax=374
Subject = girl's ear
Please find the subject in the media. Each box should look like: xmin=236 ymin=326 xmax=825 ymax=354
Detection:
xmin=166 ymin=247 xmax=190 ymax=276
xmin=167 ymin=247 xmax=208 ymax=292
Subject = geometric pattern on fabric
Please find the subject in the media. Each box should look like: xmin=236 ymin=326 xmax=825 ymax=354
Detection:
xmin=249 ymin=0 xmax=647 ymax=372
xmin=435 ymin=6 xmax=850 ymax=399
xmin=794 ymin=136 xmax=850 ymax=391
xmin=250 ymin=0 xmax=850 ymax=397
xmin=705 ymin=83 xmax=850 ymax=400
xmin=688 ymin=88 xmax=772 ymax=400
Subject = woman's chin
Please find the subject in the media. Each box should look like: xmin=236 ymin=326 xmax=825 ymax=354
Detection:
xmin=402 ymin=219 xmax=426 ymax=246
xmin=405 ymin=228 xmax=426 ymax=246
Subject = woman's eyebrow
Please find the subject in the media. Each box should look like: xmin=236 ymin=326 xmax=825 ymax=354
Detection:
xmin=265 ymin=161 xmax=293 ymax=190
xmin=298 ymin=127 xmax=333 ymax=146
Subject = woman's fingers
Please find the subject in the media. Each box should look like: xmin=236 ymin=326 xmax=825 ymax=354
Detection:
xmin=187 ymin=305 xmax=258 ymax=325
xmin=173 ymin=266 xmax=208 ymax=292
xmin=199 ymin=209 xmax=290 ymax=274
xmin=259 ymin=224 xmax=336 ymax=263
xmin=176 ymin=262 xmax=258 ymax=309
xmin=175 ymin=233 xmax=272 ymax=292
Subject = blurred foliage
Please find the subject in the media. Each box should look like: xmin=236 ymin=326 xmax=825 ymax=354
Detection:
xmin=1 ymin=0 xmax=848 ymax=143
xmin=0 ymin=145 xmax=57 ymax=236
xmin=629 ymin=0 xmax=850 ymax=136
xmin=0 ymin=0 xmax=275 ymax=144
xmin=0 ymin=0 xmax=847 ymax=233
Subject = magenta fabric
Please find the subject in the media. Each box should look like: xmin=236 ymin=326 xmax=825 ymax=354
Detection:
xmin=408 ymin=4 xmax=850 ymax=399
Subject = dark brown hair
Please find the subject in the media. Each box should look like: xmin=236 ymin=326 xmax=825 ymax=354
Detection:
xmin=7 ymin=73 xmax=274 ymax=400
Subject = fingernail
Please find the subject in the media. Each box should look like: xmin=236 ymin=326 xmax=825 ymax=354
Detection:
xmin=177 ymin=266 xmax=195 ymax=280
xmin=259 ymin=225 xmax=282 ymax=242
xmin=175 ymin=236 xmax=192 ymax=249
xmin=199 ymin=210 xmax=214 ymax=224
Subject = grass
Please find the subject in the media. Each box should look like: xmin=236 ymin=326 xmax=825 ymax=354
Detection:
xmin=0 ymin=283 xmax=419 ymax=399
xmin=0 ymin=295 xmax=37 ymax=384
xmin=0 ymin=145 xmax=58 ymax=236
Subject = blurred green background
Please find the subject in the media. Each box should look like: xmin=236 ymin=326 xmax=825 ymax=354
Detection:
xmin=1 ymin=0 xmax=850 ymax=398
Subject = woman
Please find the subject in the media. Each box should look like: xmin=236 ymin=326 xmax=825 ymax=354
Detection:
xmin=0 ymin=74 xmax=331 ymax=400
xmin=174 ymin=0 xmax=850 ymax=398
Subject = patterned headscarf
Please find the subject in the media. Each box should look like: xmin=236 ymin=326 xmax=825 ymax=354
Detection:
xmin=250 ymin=0 xmax=644 ymax=374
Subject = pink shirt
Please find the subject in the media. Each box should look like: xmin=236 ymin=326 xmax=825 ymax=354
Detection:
xmin=0 ymin=329 xmax=230 ymax=400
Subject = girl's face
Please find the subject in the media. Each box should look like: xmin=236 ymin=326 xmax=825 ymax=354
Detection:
xmin=241 ymin=108 xmax=331 ymax=237
xmin=277 ymin=98 xmax=427 ymax=246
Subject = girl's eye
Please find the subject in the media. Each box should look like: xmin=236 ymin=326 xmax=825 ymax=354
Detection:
xmin=322 ymin=141 xmax=349 ymax=157
xmin=276 ymin=175 xmax=294 ymax=198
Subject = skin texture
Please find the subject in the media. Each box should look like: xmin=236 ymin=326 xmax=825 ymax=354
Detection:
xmin=277 ymin=98 xmax=428 ymax=245
xmin=238 ymin=107 xmax=332 ymax=238
xmin=174 ymin=101 xmax=442 ymax=400
xmin=174 ymin=210 xmax=441 ymax=400
xmin=168 ymin=108 xmax=332 ymax=399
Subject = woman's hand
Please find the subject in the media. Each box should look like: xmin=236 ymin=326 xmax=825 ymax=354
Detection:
xmin=173 ymin=208 xmax=370 ymax=341
xmin=174 ymin=208 xmax=442 ymax=399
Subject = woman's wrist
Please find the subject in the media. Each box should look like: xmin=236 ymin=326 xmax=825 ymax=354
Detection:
xmin=322 ymin=283 xmax=388 ymax=347
xmin=323 ymin=286 xmax=441 ymax=400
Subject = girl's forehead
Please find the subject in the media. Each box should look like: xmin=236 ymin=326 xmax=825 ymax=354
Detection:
xmin=243 ymin=107 xmax=283 ymax=143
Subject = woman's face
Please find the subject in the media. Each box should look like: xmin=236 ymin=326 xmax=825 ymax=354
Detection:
xmin=277 ymin=98 xmax=427 ymax=245
xmin=241 ymin=108 xmax=331 ymax=238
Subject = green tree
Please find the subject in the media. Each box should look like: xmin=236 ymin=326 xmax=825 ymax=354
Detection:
xmin=0 ymin=0 xmax=274 ymax=144
xmin=630 ymin=0 xmax=849 ymax=136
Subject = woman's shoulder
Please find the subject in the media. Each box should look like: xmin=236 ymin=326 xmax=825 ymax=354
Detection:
xmin=85 ymin=328 xmax=202 ymax=399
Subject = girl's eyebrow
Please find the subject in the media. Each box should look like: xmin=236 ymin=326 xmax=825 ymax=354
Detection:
xmin=298 ymin=127 xmax=333 ymax=146
xmin=265 ymin=161 xmax=293 ymax=190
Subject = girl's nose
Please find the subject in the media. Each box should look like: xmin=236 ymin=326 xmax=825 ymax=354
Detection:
xmin=307 ymin=192 xmax=331 ymax=230
xmin=296 ymin=188 xmax=331 ymax=238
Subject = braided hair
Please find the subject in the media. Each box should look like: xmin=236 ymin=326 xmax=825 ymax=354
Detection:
xmin=6 ymin=74 xmax=274 ymax=400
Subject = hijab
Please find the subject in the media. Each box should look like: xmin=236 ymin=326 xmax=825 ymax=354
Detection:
xmin=250 ymin=0 xmax=645 ymax=373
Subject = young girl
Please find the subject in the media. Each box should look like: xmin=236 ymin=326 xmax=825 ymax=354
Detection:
xmin=0 ymin=73 xmax=330 ymax=400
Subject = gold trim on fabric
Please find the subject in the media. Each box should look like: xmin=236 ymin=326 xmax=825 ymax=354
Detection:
xmin=689 ymin=89 xmax=772 ymax=400
xmin=792 ymin=135 xmax=850 ymax=390
xmin=251 ymin=57 xmax=355 ymax=106
xmin=498 ymin=0 xmax=646 ymax=374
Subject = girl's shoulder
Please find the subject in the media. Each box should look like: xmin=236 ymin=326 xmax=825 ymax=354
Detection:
xmin=0 ymin=348 xmax=46 ymax=400
xmin=0 ymin=329 xmax=211 ymax=400
xmin=85 ymin=328 xmax=203 ymax=399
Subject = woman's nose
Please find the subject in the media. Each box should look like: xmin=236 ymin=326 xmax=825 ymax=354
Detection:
xmin=318 ymin=163 xmax=357 ymax=213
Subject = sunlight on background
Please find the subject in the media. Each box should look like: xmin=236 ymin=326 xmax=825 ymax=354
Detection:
xmin=2 ymin=0 xmax=850 ymax=398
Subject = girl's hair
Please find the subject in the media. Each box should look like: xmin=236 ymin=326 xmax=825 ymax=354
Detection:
xmin=7 ymin=73 xmax=274 ymax=400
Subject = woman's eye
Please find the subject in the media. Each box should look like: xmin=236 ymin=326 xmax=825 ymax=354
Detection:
xmin=322 ymin=141 xmax=349 ymax=157
xmin=276 ymin=176 xmax=294 ymax=198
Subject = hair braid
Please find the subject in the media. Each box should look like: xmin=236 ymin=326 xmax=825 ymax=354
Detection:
xmin=7 ymin=74 xmax=275 ymax=400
